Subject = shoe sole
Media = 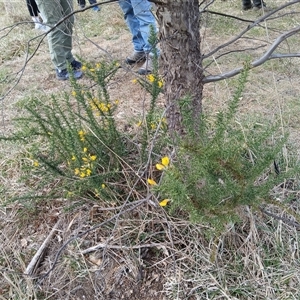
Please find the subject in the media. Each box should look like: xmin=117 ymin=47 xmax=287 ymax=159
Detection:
xmin=137 ymin=68 xmax=152 ymax=75
xmin=56 ymin=70 xmax=83 ymax=80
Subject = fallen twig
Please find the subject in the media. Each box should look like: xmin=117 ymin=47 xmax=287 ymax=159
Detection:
xmin=81 ymin=242 xmax=169 ymax=255
xmin=260 ymin=206 xmax=300 ymax=230
xmin=25 ymin=218 xmax=61 ymax=276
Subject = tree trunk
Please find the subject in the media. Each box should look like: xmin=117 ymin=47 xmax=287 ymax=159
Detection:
xmin=156 ymin=0 xmax=203 ymax=137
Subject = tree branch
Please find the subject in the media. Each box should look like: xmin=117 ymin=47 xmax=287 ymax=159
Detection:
xmin=203 ymin=25 xmax=300 ymax=83
xmin=202 ymin=0 xmax=300 ymax=60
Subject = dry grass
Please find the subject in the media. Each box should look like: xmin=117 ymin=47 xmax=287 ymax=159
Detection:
xmin=1 ymin=1 xmax=300 ymax=299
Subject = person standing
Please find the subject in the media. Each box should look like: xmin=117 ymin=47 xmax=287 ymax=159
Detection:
xmin=26 ymin=0 xmax=47 ymax=32
xmin=77 ymin=0 xmax=100 ymax=12
xmin=35 ymin=0 xmax=83 ymax=80
xmin=118 ymin=0 xmax=158 ymax=75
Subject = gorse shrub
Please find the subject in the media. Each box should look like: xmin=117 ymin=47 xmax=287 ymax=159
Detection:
xmin=4 ymin=58 xmax=165 ymax=204
xmin=1 ymin=48 xmax=291 ymax=231
xmin=152 ymin=67 xmax=288 ymax=227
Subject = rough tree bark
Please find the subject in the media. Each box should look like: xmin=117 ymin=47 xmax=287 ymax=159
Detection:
xmin=156 ymin=0 xmax=203 ymax=136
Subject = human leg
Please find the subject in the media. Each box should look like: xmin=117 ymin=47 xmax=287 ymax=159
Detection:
xmin=252 ymin=0 xmax=266 ymax=8
xmin=130 ymin=0 xmax=157 ymax=54
xmin=242 ymin=0 xmax=253 ymax=10
xmin=88 ymin=0 xmax=101 ymax=11
xmin=35 ymin=0 xmax=81 ymax=79
xmin=26 ymin=0 xmax=48 ymax=31
xmin=60 ymin=0 xmax=75 ymax=65
xmin=26 ymin=0 xmax=39 ymax=17
xmin=118 ymin=0 xmax=145 ymax=53
xmin=78 ymin=0 xmax=86 ymax=8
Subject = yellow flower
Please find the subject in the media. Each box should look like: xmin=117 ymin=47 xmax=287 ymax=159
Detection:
xmin=71 ymin=155 xmax=76 ymax=161
xmin=136 ymin=120 xmax=142 ymax=127
xmin=147 ymin=178 xmax=157 ymax=185
xmin=158 ymin=80 xmax=164 ymax=88
xmin=78 ymin=130 xmax=86 ymax=141
xmin=74 ymin=168 xmax=80 ymax=175
xmin=101 ymin=183 xmax=106 ymax=189
xmin=132 ymin=79 xmax=138 ymax=84
xmin=83 ymin=147 xmax=88 ymax=153
xmin=151 ymin=123 xmax=156 ymax=130
xmin=90 ymin=155 xmax=97 ymax=161
xmin=159 ymin=199 xmax=170 ymax=207
xmin=115 ymin=62 xmax=120 ymax=67
xmin=82 ymin=157 xmax=88 ymax=162
xmin=96 ymin=63 xmax=101 ymax=69
xmin=33 ymin=161 xmax=39 ymax=167
xmin=86 ymin=169 xmax=92 ymax=176
xmin=71 ymin=91 xmax=77 ymax=97
xmin=82 ymin=65 xmax=87 ymax=71
xmin=156 ymin=156 xmax=170 ymax=171
xmin=98 ymin=103 xmax=109 ymax=112
xmin=147 ymin=74 xmax=155 ymax=83
xmin=80 ymin=172 xmax=86 ymax=178
xmin=114 ymin=99 xmax=119 ymax=105
xmin=156 ymin=163 xmax=165 ymax=171
xmin=89 ymin=68 xmax=95 ymax=72
xmin=161 ymin=156 xmax=170 ymax=167
xmin=67 ymin=191 xmax=73 ymax=197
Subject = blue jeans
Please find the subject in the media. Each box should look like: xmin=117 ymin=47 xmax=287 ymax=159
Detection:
xmin=118 ymin=0 xmax=158 ymax=54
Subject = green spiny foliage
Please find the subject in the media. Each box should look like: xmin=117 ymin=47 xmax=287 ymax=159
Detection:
xmin=155 ymin=67 xmax=288 ymax=228
xmin=2 ymin=58 xmax=166 ymax=205
xmin=138 ymin=25 xmax=165 ymax=159
xmin=5 ymin=61 xmax=128 ymax=202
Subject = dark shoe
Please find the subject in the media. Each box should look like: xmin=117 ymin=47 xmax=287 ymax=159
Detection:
xmin=56 ymin=69 xmax=83 ymax=81
xmin=125 ymin=51 xmax=146 ymax=65
xmin=138 ymin=55 xmax=153 ymax=75
xmin=253 ymin=5 xmax=272 ymax=11
xmin=243 ymin=4 xmax=253 ymax=10
xmin=70 ymin=60 xmax=82 ymax=71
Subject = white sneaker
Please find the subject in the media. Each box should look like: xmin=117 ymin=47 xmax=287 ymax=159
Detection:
xmin=35 ymin=22 xmax=48 ymax=33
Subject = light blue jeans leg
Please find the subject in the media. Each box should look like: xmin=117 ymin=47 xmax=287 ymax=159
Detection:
xmin=118 ymin=0 xmax=157 ymax=54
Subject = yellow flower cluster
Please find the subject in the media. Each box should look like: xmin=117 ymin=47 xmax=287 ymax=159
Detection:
xmin=78 ymin=130 xmax=86 ymax=142
xmin=90 ymin=98 xmax=112 ymax=115
xmin=73 ymin=147 xmax=97 ymax=178
xmin=146 ymin=74 xmax=164 ymax=88
xmin=71 ymin=90 xmax=85 ymax=97
xmin=147 ymin=156 xmax=171 ymax=207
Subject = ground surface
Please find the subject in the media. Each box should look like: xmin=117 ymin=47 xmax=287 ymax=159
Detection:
xmin=1 ymin=1 xmax=300 ymax=299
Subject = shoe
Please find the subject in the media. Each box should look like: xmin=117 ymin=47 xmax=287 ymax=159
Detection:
xmin=70 ymin=60 xmax=82 ymax=71
xmin=92 ymin=6 xmax=100 ymax=12
xmin=35 ymin=22 xmax=48 ymax=32
xmin=138 ymin=55 xmax=153 ymax=75
xmin=253 ymin=5 xmax=272 ymax=11
xmin=242 ymin=4 xmax=253 ymax=10
xmin=125 ymin=51 xmax=146 ymax=65
xmin=56 ymin=69 xmax=83 ymax=81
